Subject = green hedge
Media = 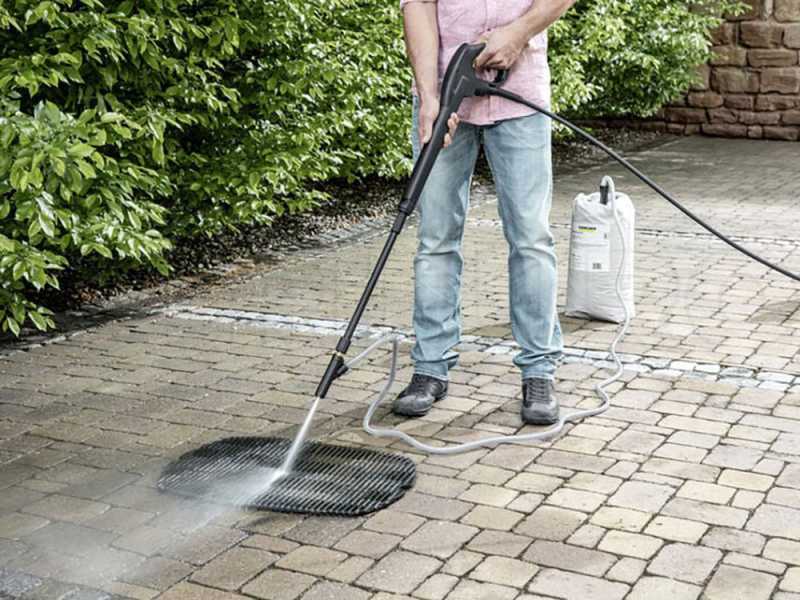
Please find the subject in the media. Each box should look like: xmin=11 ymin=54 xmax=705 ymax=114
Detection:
xmin=1 ymin=0 xmax=738 ymax=335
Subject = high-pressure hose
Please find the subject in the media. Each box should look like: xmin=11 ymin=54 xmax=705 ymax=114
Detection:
xmin=487 ymin=87 xmax=800 ymax=284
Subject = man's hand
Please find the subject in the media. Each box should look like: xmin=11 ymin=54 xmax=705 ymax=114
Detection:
xmin=418 ymin=95 xmax=460 ymax=149
xmin=474 ymin=22 xmax=528 ymax=70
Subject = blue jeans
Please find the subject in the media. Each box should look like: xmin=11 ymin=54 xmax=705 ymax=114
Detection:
xmin=410 ymin=97 xmax=563 ymax=381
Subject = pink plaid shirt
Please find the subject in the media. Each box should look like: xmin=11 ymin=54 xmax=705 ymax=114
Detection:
xmin=400 ymin=0 xmax=550 ymax=125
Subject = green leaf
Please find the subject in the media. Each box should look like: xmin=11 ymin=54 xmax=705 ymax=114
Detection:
xmin=28 ymin=310 xmax=48 ymax=331
xmin=151 ymin=139 xmax=164 ymax=164
xmin=68 ymin=143 xmax=94 ymax=159
xmin=75 ymin=159 xmax=96 ymax=178
xmin=5 ymin=317 xmax=20 ymax=337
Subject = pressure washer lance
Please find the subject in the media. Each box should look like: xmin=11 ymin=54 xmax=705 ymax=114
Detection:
xmin=278 ymin=42 xmax=800 ymax=471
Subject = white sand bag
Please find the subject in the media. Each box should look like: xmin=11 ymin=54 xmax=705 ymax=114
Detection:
xmin=565 ymin=176 xmax=635 ymax=323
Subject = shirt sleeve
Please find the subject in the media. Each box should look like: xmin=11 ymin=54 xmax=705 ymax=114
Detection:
xmin=400 ymin=0 xmax=436 ymax=8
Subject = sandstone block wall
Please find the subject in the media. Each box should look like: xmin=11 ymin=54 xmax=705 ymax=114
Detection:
xmin=604 ymin=0 xmax=800 ymax=140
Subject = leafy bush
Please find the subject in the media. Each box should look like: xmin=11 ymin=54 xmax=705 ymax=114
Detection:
xmin=549 ymin=0 xmax=744 ymax=116
xmin=1 ymin=0 xmax=737 ymax=335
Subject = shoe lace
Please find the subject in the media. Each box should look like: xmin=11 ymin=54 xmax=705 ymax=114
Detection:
xmin=524 ymin=378 xmax=552 ymax=406
xmin=408 ymin=374 xmax=434 ymax=394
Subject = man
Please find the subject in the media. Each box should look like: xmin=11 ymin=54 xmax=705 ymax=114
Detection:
xmin=394 ymin=0 xmax=576 ymax=425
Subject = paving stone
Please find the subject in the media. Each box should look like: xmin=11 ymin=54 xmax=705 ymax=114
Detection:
xmin=416 ymin=474 xmax=471 ymax=499
xmin=461 ymin=506 xmax=523 ymax=531
xmin=22 ymin=494 xmax=108 ymax=523
xmin=159 ymin=582 xmax=249 ymax=599
xmin=528 ymin=568 xmax=629 ymax=600
xmin=523 ymin=540 xmax=615 ymax=576
xmin=413 ymin=573 xmax=459 ymax=600
xmin=325 ymin=556 xmax=373 ymax=584
xmin=443 ymin=550 xmax=484 ymax=576
xmin=240 ymin=535 xmax=299 ymax=554
xmin=724 ymin=552 xmax=787 ymax=576
xmin=0 ymin=513 xmax=49 ymax=539
xmin=400 ymin=520 xmax=477 ymax=559
xmin=567 ymin=524 xmax=606 ymax=548
xmin=458 ymin=464 xmax=514 ymax=486
xmin=608 ymin=430 xmax=664 ymax=454
xmin=605 ymin=558 xmax=646 ymax=584
xmin=732 ymin=490 xmax=764 ymax=510
xmin=778 ymin=463 xmax=800 ymax=489
xmin=719 ymin=469 xmax=774 ymax=491
xmin=120 ymin=556 xmax=194 ymax=591
xmin=677 ymin=480 xmax=735 ymax=504
xmin=392 ymin=492 xmax=472 ymax=521
xmin=644 ymin=516 xmax=708 ymax=543
xmin=333 ymin=530 xmax=400 ymax=559
xmin=704 ymin=445 xmax=763 ymax=470
xmin=471 ymin=555 xmax=538 ymax=588
xmin=626 ymin=576 xmax=701 ymax=600
xmin=608 ymin=481 xmax=673 ymax=513
xmin=106 ymin=580 xmax=159 ymax=600
xmin=191 ymin=546 xmax=277 ymax=590
xmin=459 ymin=484 xmax=518 ymax=507
xmin=545 ymin=488 xmax=606 ymax=512
xmin=161 ymin=525 xmax=246 ymax=566
xmin=300 ymin=581 xmax=371 ymax=600
xmin=781 ymin=568 xmax=800 ymax=593
xmin=747 ymin=504 xmax=800 ymax=538
xmin=598 ymin=530 xmax=663 ymax=559
xmin=537 ymin=450 xmax=615 ymax=474
xmin=466 ymin=530 xmax=531 ymax=557
xmin=565 ymin=472 xmax=621 ymax=495
xmin=767 ymin=487 xmax=800 ymax=509
xmin=275 ymin=546 xmax=347 ymax=576
xmin=704 ymin=565 xmax=777 ymax=600
xmin=659 ymin=416 xmax=729 ymax=436
xmin=24 ymin=521 xmax=116 ymax=559
xmin=590 ymin=507 xmax=650 ymax=532
xmin=449 ymin=579 xmax=518 ymax=600
xmin=480 ymin=445 xmax=541 ymax=471
xmin=82 ymin=506 xmax=153 ymax=535
xmin=242 ymin=568 xmax=316 ymax=600
xmin=647 ymin=543 xmax=722 ymax=583
xmin=515 ymin=506 xmax=586 ymax=541
xmin=668 ymin=431 xmax=720 ymax=449
xmin=764 ymin=538 xmax=800 ymax=565
xmin=284 ymin=517 xmax=362 ymax=547
xmin=701 ymin=527 xmax=765 ymax=554
xmin=663 ymin=498 xmax=748 ymax=528
xmin=363 ymin=511 xmax=425 ymax=536
xmin=642 ymin=457 xmax=719 ymax=482
xmin=356 ymin=550 xmax=441 ymax=595
xmin=505 ymin=473 xmax=563 ymax=494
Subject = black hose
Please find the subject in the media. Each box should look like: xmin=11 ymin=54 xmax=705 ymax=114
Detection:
xmin=485 ymin=87 xmax=800 ymax=284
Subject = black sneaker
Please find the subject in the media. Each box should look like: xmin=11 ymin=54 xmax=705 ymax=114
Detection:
xmin=392 ymin=374 xmax=448 ymax=417
xmin=521 ymin=377 xmax=559 ymax=425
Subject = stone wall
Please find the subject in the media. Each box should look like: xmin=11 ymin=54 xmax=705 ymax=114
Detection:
xmin=604 ymin=0 xmax=800 ymax=140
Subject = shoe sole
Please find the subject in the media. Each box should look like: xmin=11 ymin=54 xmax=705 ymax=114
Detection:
xmin=392 ymin=390 xmax=448 ymax=417
xmin=521 ymin=411 xmax=560 ymax=426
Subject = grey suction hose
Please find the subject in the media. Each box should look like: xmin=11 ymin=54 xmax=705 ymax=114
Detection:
xmin=358 ymin=175 xmax=630 ymax=454
xmin=488 ymin=87 xmax=800 ymax=284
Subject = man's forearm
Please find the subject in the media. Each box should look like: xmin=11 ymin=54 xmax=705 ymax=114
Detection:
xmin=516 ymin=0 xmax=576 ymax=40
xmin=402 ymin=2 xmax=439 ymax=101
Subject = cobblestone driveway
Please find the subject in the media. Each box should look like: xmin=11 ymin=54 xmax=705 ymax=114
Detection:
xmin=1 ymin=136 xmax=800 ymax=599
